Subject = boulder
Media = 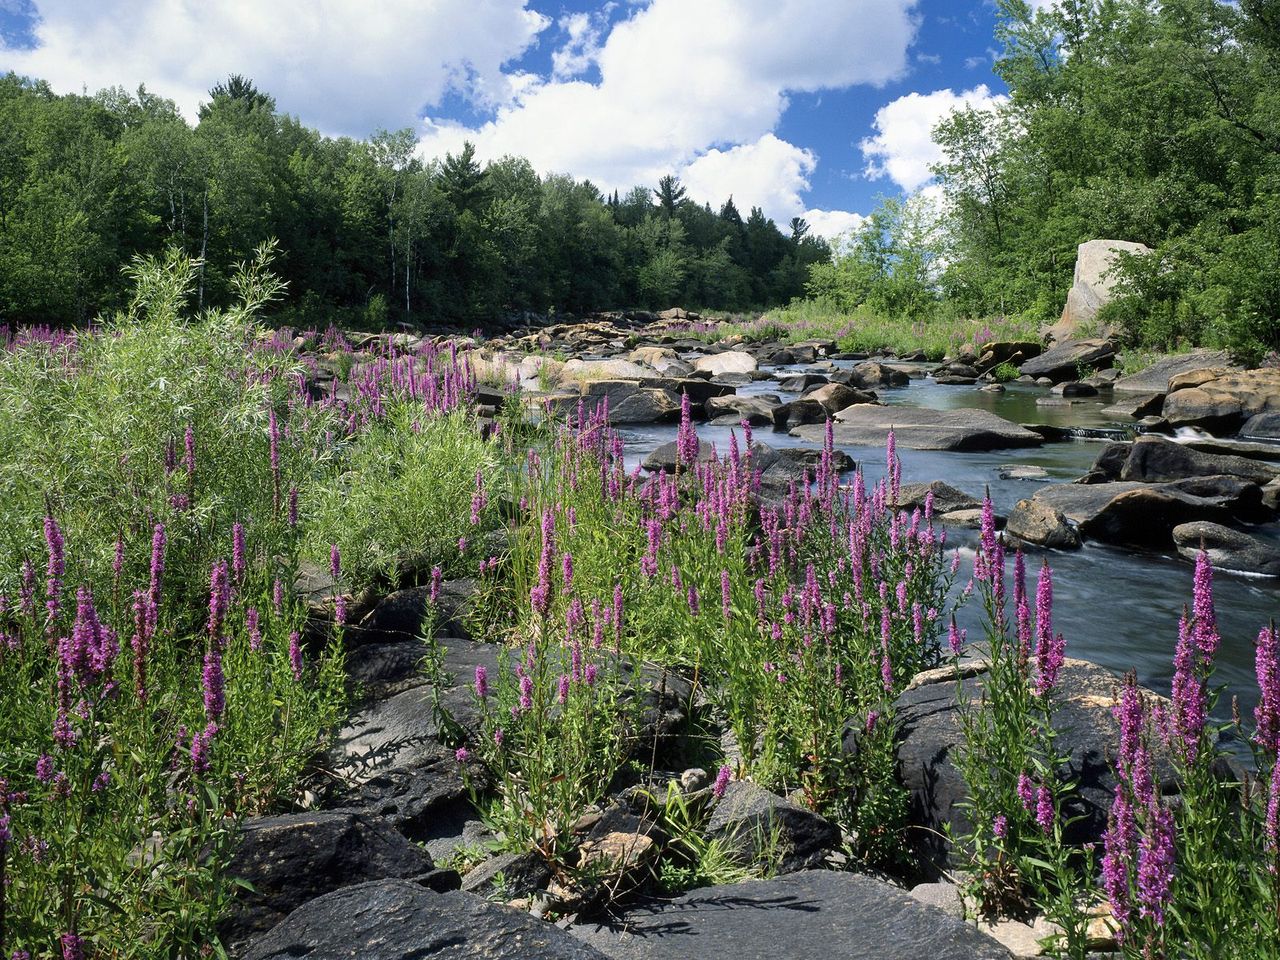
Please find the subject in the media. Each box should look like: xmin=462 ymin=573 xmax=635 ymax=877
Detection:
xmin=1162 ymin=368 xmax=1280 ymax=434
xmin=1048 ymin=239 xmax=1151 ymax=342
xmin=1018 ymin=339 xmax=1116 ymax=384
xmin=641 ymin=439 xmax=716 ymax=472
xmin=705 ymin=393 xmax=781 ymax=425
xmin=460 ymin=850 xmax=553 ymax=899
xmin=895 ymin=481 xmax=982 ymax=516
xmin=1101 ymin=393 xmax=1165 ymax=420
xmin=803 ymin=381 xmax=875 ymax=414
xmin=692 ymin=351 xmax=758 ymax=377
xmin=705 ymin=781 xmax=841 ymax=873
xmin=1028 ymin=481 xmax=1245 ymax=549
xmin=572 ymin=871 xmax=1011 ymax=960
xmin=1049 ymin=381 xmax=1099 ymax=398
xmin=220 ymin=812 xmax=454 ymax=950
xmin=1241 ymin=411 xmax=1280 ymax=441
xmin=580 ymin=383 xmax=681 ymax=424
xmin=1113 ymin=350 xmax=1236 ymax=394
xmin=1004 ymin=498 xmax=1082 ymax=549
xmin=1172 ymin=522 xmax=1280 ymax=576
xmin=754 ymin=444 xmax=856 ymax=496
xmin=772 ymin=398 xmax=831 ymax=429
xmin=838 ymin=361 xmax=911 ymax=390
xmin=243 ymin=879 xmax=608 ymax=960
xmin=1079 ymin=441 xmax=1133 ymax=483
xmin=976 ymin=340 xmax=1043 ymax=370
xmin=795 ymin=406 xmax=1043 ymax=452
xmin=778 ymin=373 xmax=828 ymax=392
xmin=560 ymin=358 xmax=654 ymax=383
xmin=895 ymin=659 xmax=1168 ymax=873
xmin=1118 ymin=435 xmax=1278 ymax=485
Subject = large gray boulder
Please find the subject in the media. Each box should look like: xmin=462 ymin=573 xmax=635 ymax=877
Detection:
xmin=836 ymin=360 xmax=911 ymax=390
xmin=1048 ymin=239 xmax=1151 ymax=342
xmin=243 ymin=880 xmax=608 ymax=960
xmin=1163 ymin=368 xmax=1280 ymax=434
xmin=572 ymin=871 xmax=1010 ymax=960
xmin=692 ymin=350 xmax=757 ymax=377
xmin=1005 ymin=498 xmax=1082 ymax=549
xmin=795 ymin=406 xmax=1043 ymax=452
xmin=1119 ymin=435 xmax=1279 ymax=485
xmin=1172 ymin=522 xmax=1280 ymax=576
xmin=1113 ymin=350 xmax=1236 ymax=394
xmin=705 ymin=781 xmax=840 ymax=873
xmin=705 ymin=393 xmax=781 ymax=425
xmin=1018 ymin=339 xmax=1116 ymax=383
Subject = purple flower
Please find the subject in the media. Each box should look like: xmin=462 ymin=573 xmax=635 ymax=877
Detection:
xmin=712 ymin=765 xmax=732 ymax=799
xmin=44 ymin=512 xmax=65 ymax=628
xmin=35 ymin=754 xmax=54 ymax=783
xmin=558 ymin=674 xmax=570 ymax=703
xmin=232 ymin=522 xmax=247 ymax=581
xmin=518 ymin=673 xmax=534 ymax=712
xmin=92 ymin=771 xmax=110 ymax=792
xmin=474 ymin=664 xmax=488 ymax=699
xmin=288 ymin=486 xmax=299 ymax=528
xmin=993 ymin=814 xmax=1008 ymax=840
xmin=246 ymin=607 xmax=262 ymax=652
xmin=947 ymin=618 xmax=965 ymax=656
xmin=1033 ymin=563 xmax=1065 ymax=696
xmin=1136 ymin=803 xmax=1176 ymax=925
xmin=1191 ymin=549 xmax=1218 ymax=657
xmin=676 ymin=391 xmax=699 ymax=466
xmin=455 ymin=747 xmax=471 ymax=763
xmin=1255 ymin=624 xmax=1279 ymax=752
xmin=60 ymin=933 xmax=84 ymax=960
xmin=1035 ymin=783 xmax=1055 ymax=833
xmin=1171 ymin=611 xmax=1207 ymax=762
xmin=430 ymin=566 xmax=442 ymax=604
xmin=1017 ymin=772 xmax=1035 ymax=810
xmin=562 ymin=551 xmax=574 ymax=592
xmin=329 ymin=543 xmax=341 ymax=580
xmin=207 ymin=559 xmax=229 ymax=647
xmin=289 ymin=630 xmax=303 ymax=680
xmin=190 ymin=722 xmax=215 ymax=774
xmin=202 ymin=645 xmax=225 ymax=722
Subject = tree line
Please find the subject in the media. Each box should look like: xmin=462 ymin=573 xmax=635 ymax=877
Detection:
xmin=810 ymin=0 xmax=1280 ymax=362
xmin=0 ymin=73 xmax=830 ymax=328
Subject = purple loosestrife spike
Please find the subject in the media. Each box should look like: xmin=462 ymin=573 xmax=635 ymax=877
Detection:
xmin=455 ymin=747 xmax=470 ymax=763
xmin=1256 ymin=624 xmax=1280 ymax=752
xmin=232 ymin=523 xmax=246 ymax=581
xmin=273 ymin=578 xmax=285 ymax=612
xmin=562 ymin=552 xmax=574 ymax=592
xmin=1033 ymin=564 xmax=1065 ymax=696
xmin=44 ymin=512 xmax=64 ymax=630
xmin=1191 ymin=549 xmax=1218 ymax=657
xmin=35 ymin=755 xmax=53 ymax=783
xmin=1102 ymin=791 xmax=1135 ymax=931
xmin=713 ymin=765 xmax=732 ymax=800
xmin=203 ymin=645 xmax=225 ymax=722
xmin=246 ymin=607 xmax=262 ymax=652
xmin=430 ymin=566 xmax=442 ymax=604
xmin=1017 ymin=772 xmax=1035 ymax=810
xmin=288 ymin=486 xmax=299 ymax=527
xmin=474 ymin=665 xmax=488 ymax=699
xmin=993 ymin=814 xmax=1008 ymax=840
xmin=948 ymin=619 xmax=965 ymax=657
xmin=518 ymin=674 xmax=534 ymax=712
xmin=184 ymin=424 xmax=196 ymax=476
xmin=1264 ymin=761 xmax=1280 ymax=865
xmin=1035 ymin=784 xmax=1055 ymax=833
xmin=1136 ymin=804 xmax=1176 ymax=925
xmin=289 ymin=630 xmax=303 ymax=680
xmin=1171 ymin=610 xmax=1207 ymax=762
xmin=59 ymin=934 xmax=84 ymax=960
xmin=558 ymin=674 xmax=570 ymax=703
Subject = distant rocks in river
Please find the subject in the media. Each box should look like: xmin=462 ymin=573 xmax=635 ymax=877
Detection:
xmin=795 ymin=405 xmax=1043 ymax=452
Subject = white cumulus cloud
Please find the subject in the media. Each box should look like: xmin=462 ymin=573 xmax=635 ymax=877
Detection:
xmin=860 ymin=84 xmax=1007 ymax=193
xmin=0 ymin=0 xmax=550 ymax=135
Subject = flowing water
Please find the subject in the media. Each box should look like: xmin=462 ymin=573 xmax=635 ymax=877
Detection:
xmin=614 ymin=362 xmax=1280 ymax=718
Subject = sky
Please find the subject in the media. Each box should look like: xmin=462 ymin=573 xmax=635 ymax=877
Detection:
xmin=0 ymin=0 xmax=1029 ymax=240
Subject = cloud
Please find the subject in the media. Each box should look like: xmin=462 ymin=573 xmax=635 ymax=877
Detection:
xmin=0 ymin=0 xmax=550 ymax=135
xmin=420 ymin=0 xmax=919 ymax=219
xmin=860 ymin=84 xmax=1007 ymax=192
xmin=803 ymin=208 xmax=867 ymax=243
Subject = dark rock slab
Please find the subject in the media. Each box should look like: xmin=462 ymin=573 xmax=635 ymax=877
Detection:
xmin=704 ymin=393 xmax=781 ymax=425
xmin=1172 ymin=521 xmax=1280 ymax=576
xmin=641 ymin=439 xmax=716 ymax=472
xmin=1113 ymin=350 xmax=1236 ymax=394
xmin=706 ymin=781 xmax=840 ymax=873
xmin=572 ymin=870 xmax=1010 ymax=960
xmin=243 ymin=879 xmax=609 ymax=960
xmin=1018 ymin=339 xmax=1115 ymax=383
xmin=895 ymin=481 xmax=981 ymax=516
xmin=1242 ymin=411 xmax=1280 ymax=441
xmin=461 ymin=850 xmax=554 ymax=899
xmin=835 ymin=360 xmax=911 ymax=389
xmin=796 ymin=406 xmax=1042 ymax=452
xmin=1119 ymin=435 xmax=1278 ymax=485
xmin=220 ymin=812 xmax=453 ymax=950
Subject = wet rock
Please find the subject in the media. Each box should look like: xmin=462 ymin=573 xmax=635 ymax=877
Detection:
xmin=705 ymin=781 xmax=840 ymax=873
xmin=803 ymin=381 xmax=876 ymax=414
xmin=838 ymin=360 xmax=911 ymax=389
xmin=692 ymin=350 xmax=758 ymax=377
xmin=1005 ymin=498 xmax=1081 ymax=549
xmin=1113 ymin=350 xmax=1236 ymax=394
xmin=220 ymin=812 xmax=453 ymax=950
xmin=640 ymin=439 xmax=716 ymax=472
xmin=704 ymin=393 xmax=781 ymax=425
xmin=1018 ymin=339 xmax=1115 ymax=384
xmin=1079 ymin=441 xmax=1132 ymax=483
xmin=572 ymin=871 xmax=1011 ymax=960
xmin=772 ymin=398 xmax=831 ymax=429
xmin=1241 ymin=411 xmax=1280 ymax=440
xmin=1101 ymin=393 xmax=1165 ymax=420
xmin=1050 ymin=381 xmax=1098 ymax=398
xmin=895 ymin=659 xmax=1165 ymax=874
xmin=1162 ymin=368 xmax=1280 ymax=434
xmin=584 ymin=383 xmax=681 ymax=424
xmin=797 ymin=406 xmax=1043 ymax=452
xmin=1118 ymin=435 xmax=1278 ymax=485
xmin=1172 ymin=522 xmax=1280 ymax=576
xmin=935 ymin=375 xmax=978 ymax=386
xmin=243 ymin=879 xmax=609 ymax=960
xmin=778 ymin=373 xmax=828 ymax=392
xmin=1029 ymin=481 xmax=1241 ymax=549
xmin=895 ymin=481 xmax=982 ymax=515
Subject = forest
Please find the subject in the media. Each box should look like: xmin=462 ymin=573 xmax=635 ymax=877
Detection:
xmin=0 ymin=73 xmax=829 ymax=329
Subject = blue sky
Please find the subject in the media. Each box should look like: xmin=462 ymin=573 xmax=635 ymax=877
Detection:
xmin=0 ymin=1 xmax=1024 ymax=238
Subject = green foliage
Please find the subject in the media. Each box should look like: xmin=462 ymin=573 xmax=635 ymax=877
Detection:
xmin=991 ymin=361 xmax=1022 ymax=383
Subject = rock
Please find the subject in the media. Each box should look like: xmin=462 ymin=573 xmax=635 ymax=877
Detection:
xmin=1172 ymin=522 xmax=1280 ymax=576
xmin=220 ymin=812 xmax=453 ymax=950
xmin=692 ymin=350 xmax=757 ymax=377
xmin=1163 ymin=368 xmax=1280 ymax=434
xmin=704 ymin=393 xmax=781 ymax=425
xmin=640 ymin=439 xmax=716 ymax=472
xmin=348 ymin=580 xmax=477 ymax=647
xmin=561 ymin=358 xmax=654 ymax=383
xmin=1005 ymin=498 xmax=1082 ymax=549
xmin=1018 ymin=339 xmax=1116 ymax=384
xmin=772 ymin=398 xmax=831 ymax=429
xmin=626 ymin=346 xmax=680 ymax=370
xmin=755 ymin=444 xmax=856 ymax=496
xmin=977 ymin=341 xmax=1043 ymax=370
xmin=778 ymin=373 xmax=828 ymax=392
xmin=1241 ymin=411 xmax=1280 ymax=440
xmin=1101 ymin=393 xmax=1165 ymax=420
xmin=895 ymin=481 xmax=982 ymax=516
xmin=1118 ymin=435 xmax=1278 ymax=485
xmin=895 ymin=659 xmax=1167 ymax=873
xmin=803 ymin=381 xmax=876 ymax=414
xmin=583 ymin=383 xmax=681 ymax=424
xmin=1049 ymin=381 xmax=1098 ymax=398
xmin=1079 ymin=441 xmax=1132 ymax=483
xmin=795 ymin=406 xmax=1043 ymax=452
xmin=461 ymin=850 xmax=553 ymax=899
xmin=243 ymin=879 xmax=608 ymax=960
xmin=935 ymin=375 xmax=978 ymax=386
xmin=979 ymin=919 xmax=1044 ymax=959
xmin=346 ymin=638 xmax=435 ymax=697
xmin=1162 ymin=387 xmax=1247 ymax=433
xmin=1048 ymin=239 xmax=1151 ymax=342
xmin=1029 ymin=481 xmax=1242 ymax=549
xmin=909 ymin=881 xmax=964 ymax=920
xmin=999 ymin=464 xmax=1049 ymax=481
xmin=838 ymin=360 xmax=911 ymax=389
xmin=705 ymin=781 xmax=840 ymax=873
xmin=572 ymin=871 xmax=1011 ymax=960
xmin=1113 ymin=350 xmax=1237 ymax=394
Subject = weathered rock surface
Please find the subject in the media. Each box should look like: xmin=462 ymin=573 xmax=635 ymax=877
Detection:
xmin=1005 ymin=498 xmax=1082 ymax=549
xmin=572 ymin=871 xmax=1011 ymax=960
xmin=1172 ymin=521 xmax=1280 ymax=576
xmin=803 ymin=381 xmax=876 ymax=414
xmin=1026 ymin=480 xmax=1246 ymax=548
xmin=895 ymin=480 xmax=982 ymax=516
xmin=561 ymin=358 xmax=654 ymax=383
xmin=221 ymin=812 xmax=454 ymax=950
xmin=795 ymin=406 xmax=1043 ymax=452
xmin=752 ymin=443 xmax=856 ymax=495
xmin=1118 ymin=435 xmax=1279 ymax=485
xmin=692 ymin=350 xmax=758 ymax=377
xmin=1018 ymin=339 xmax=1116 ymax=383
xmin=1241 ymin=411 xmax=1280 ymax=440
xmin=244 ymin=879 xmax=609 ymax=960
xmin=1101 ymin=393 xmax=1165 ymax=420
xmin=704 ymin=393 xmax=781 ymax=425
xmin=640 ymin=438 xmax=716 ymax=472
xmin=1048 ymin=239 xmax=1151 ymax=342
xmin=837 ymin=360 xmax=911 ymax=390
xmin=1162 ymin=368 xmax=1280 ymax=434
xmin=705 ymin=781 xmax=841 ymax=873
xmin=1113 ymin=350 xmax=1236 ymax=394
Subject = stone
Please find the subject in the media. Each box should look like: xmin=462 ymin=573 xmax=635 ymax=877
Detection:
xmin=1048 ymin=239 xmax=1151 ymax=342
xmin=755 ymin=444 xmax=856 ymax=497
xmin=1162 ymin=387 xmax=1247 ymax=434
xmin=1163 ymin=368 xmax=1280 ymax=434
xmin=586 ymin=384 xmax=682 ymax=424
xmin=938 ymin=507 xmax=1003 ymax=530
xmin=1027 ymin=481 xmax=1247 ymax=549
xmin=1005 ymin=498 xmax=1082 ymax=549
xmin=1102 ymin=393 xmax=1165 ymax=420
xmin=772 ymin=398 xmax=831 ymax=429
xmin=1118 ymin=435 xmax=1279 ymax=485
xmin=909 ymin=881 xmax=964 ymax=920
xmin=1172 ymin=522 xmax=1280 ymax=576
xmin=778 ymin=373 xmax=828 ymax=392
xmin=640 ymin=439 xmax=716 ymax=472
xmin=1241 ymin=411 xmax=1280 ymax=440
xmin=704 ymin=393 xmax=781 ymax=425
xmin=571 ymin=871 xmax=1012 ymax=960
xmin=347 ymin=579 xmax=477 ymax=647
xmin=1113 ymin=350 xmax=1236 ymax=393
xmin=838 ymin=360 xmax=911 ymax=389
xmin=1049 ymin=381 xmax=1098 ymax=398
xmin=1079 ymin=441 xmax=1132 ymax=483
xmin=999 ymin=464 xmax=1049 ymax=481
xmin=803 ymin=381 xmax=876 ymax=414
xmin=220 ymin=812 xmax=453 ymax=950
xmin=692 ymin=350 xmax=758 ymax=377
xmin=705 ymin=781 xmax=841 ymax=873
xmin=243 ymin=879 xmax=608 ymax=960
xmin=560 ymin=358 xmax=654 ymax=383
xmin=977 ymin=340 xmax=1043 ymax=369
xmin=1018 ymin=339 xmax=1116 ymax=384
xmin=461 ymin=850 xmax=553 ymax=900
xmin=795 ymin=406 xmax=1043 ymax=452
xmin=935 ymin=375 xmax=978 ymax=386
xmin=895 ymin=659 xmax=1169 ymax=873
xmin=893 ymin=481 xmax=980 ymax=516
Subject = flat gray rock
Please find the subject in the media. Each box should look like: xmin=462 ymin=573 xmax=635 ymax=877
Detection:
xmin=795 ymin=406 xmax=1042 ymax=452
xmin=572 ymin=871 xmax=1009 ymax=960
xmin=1113 ymin=350 xmax=1236 ymax=393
